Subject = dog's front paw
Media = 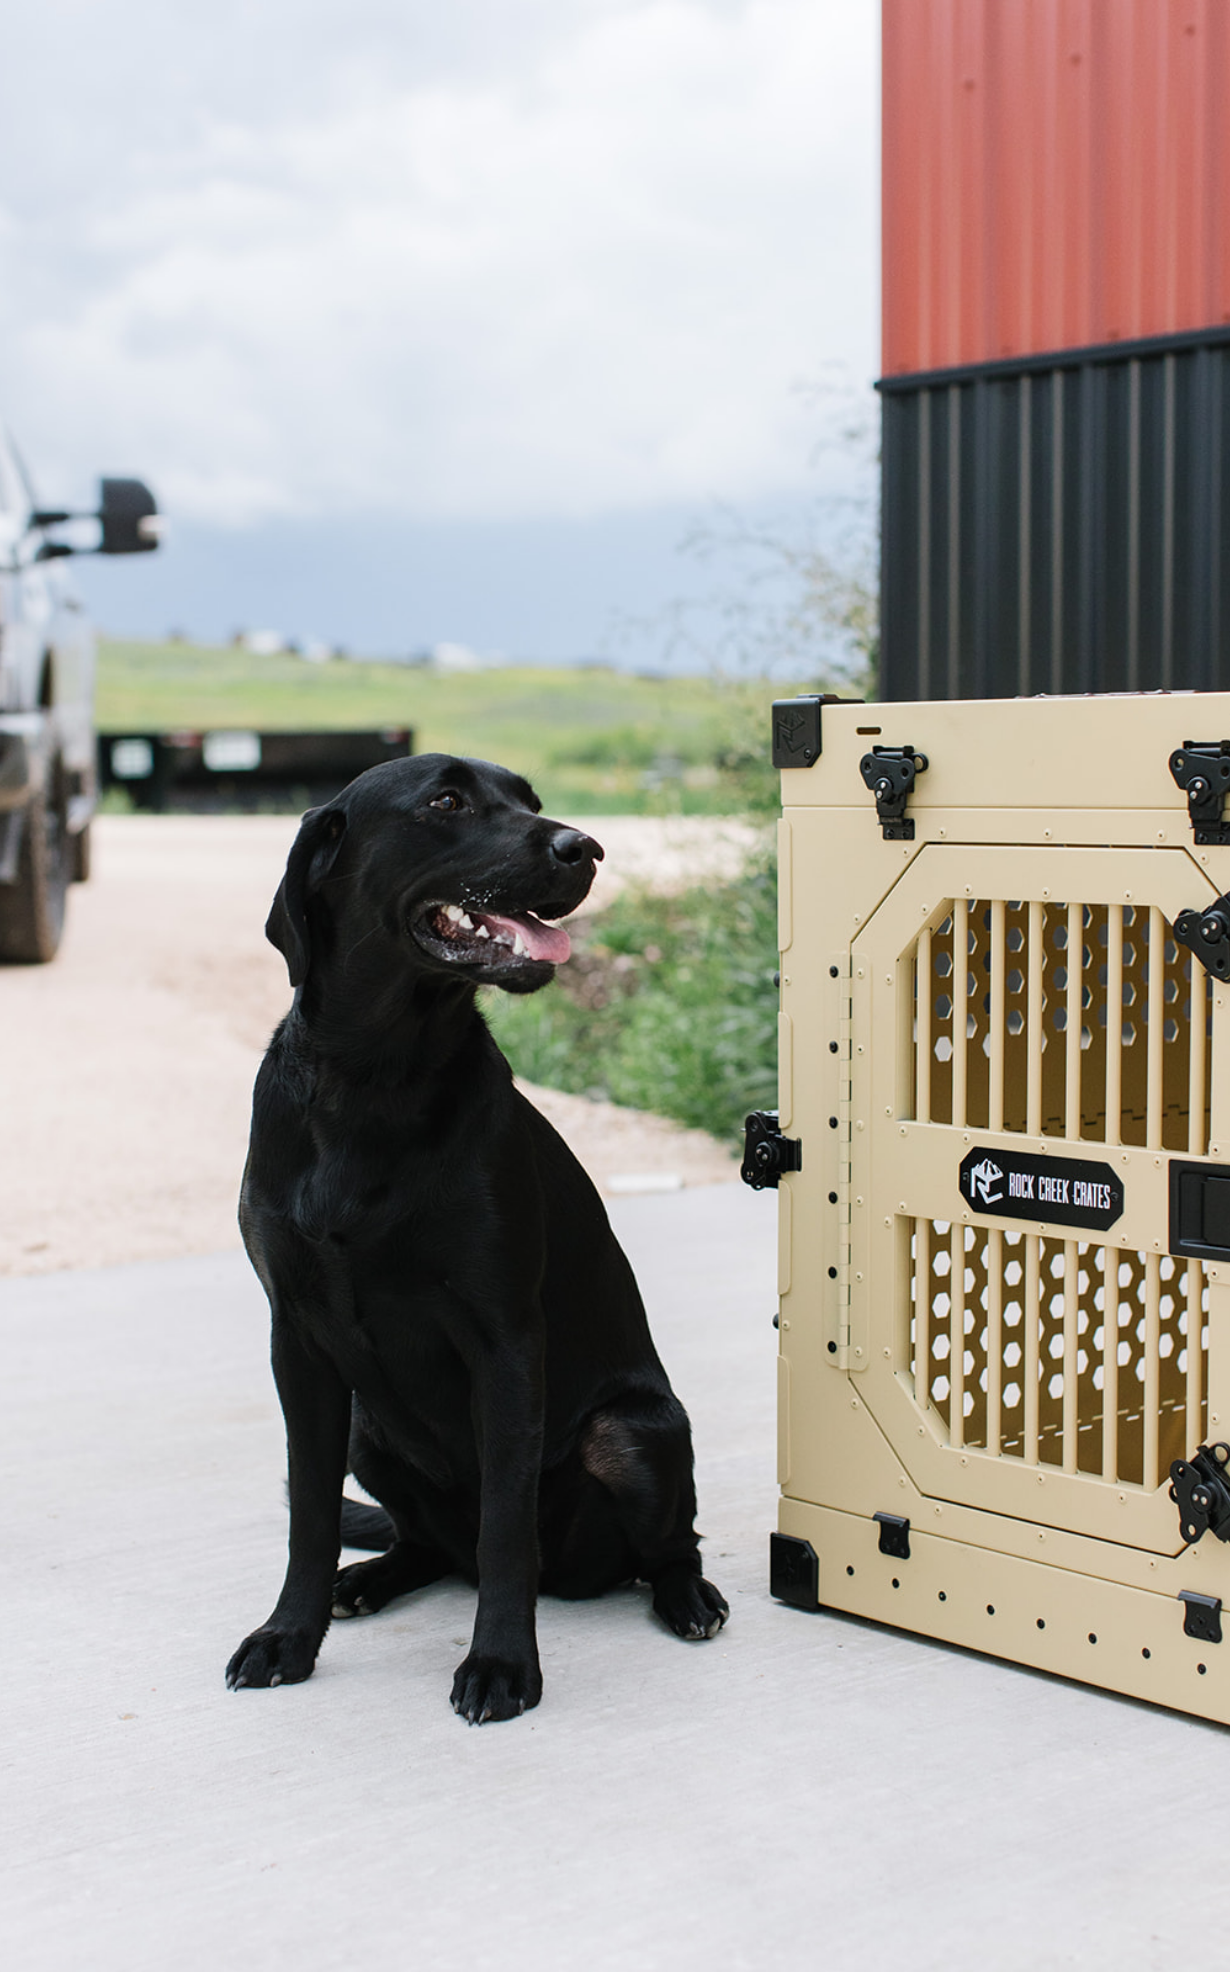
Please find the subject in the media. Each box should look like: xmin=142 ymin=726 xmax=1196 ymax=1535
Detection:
xmin=450 ymin=1651 xmax=542 ymax=1724
xmin=226 ymin=1624 xmax=321 ymax=1690
xmin=652 ymin=1571 xmax=729 ymax=1641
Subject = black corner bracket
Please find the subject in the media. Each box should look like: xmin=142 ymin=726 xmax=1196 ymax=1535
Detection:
xmin=770 ymin=1532 xmax=820 ymax=1609
xmin=771 ymin=693 xmax=863 ymax=770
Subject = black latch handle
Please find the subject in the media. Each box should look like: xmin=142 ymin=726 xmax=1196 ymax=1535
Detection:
xmin=1170 ymin=1443 xmax=1230 ymax=1546
xmin=1170 ymin=741 xmax=1230 ymax=844
xmin=859 ymin=745 xmax=929 ymax=841
xmin=741 ymin=1111 xmax=802 ymax=1190
xmin=1175 ymin=896 xmax=1230 ymax=979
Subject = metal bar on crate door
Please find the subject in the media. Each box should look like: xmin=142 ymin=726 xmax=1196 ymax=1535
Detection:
xmin=1186 ymin=1259 xmax=1204 ymax=1448
xmin=1189 ymin=961 xmax=1208 ymax=1157
xmin=1143 ymin=1252 xmax=1161 ymax=1491
xmin=1027 ymin=902 xmax=1044 ymax=1136
xmin=1101 ymin=1243 xmax=1119 ymax=1480
xmin=951 ymin=898 xmax=968 ymax=1128
xmin=986 ymin=1228 xmax=1003 ymax=1456
xmin=949 ymin=1221 xmax=965 ymax=1449
xmin=1066 ymin=902 xmax=1082 ymax=1141
xmin=989 ymin=901 xmax=1006 ymax=1133
xmin=1105 ymin=906 xmax=1123 ymax=1147
xmin=915 ymin=1218 xmax=931 ymax=1412
xmin=1024 ymin=1235 xmax=1041 ymax=1464
xmin=1063 ymin=1239 xmax=1079 ymax=1473
xmin=1146 ymin=906 xmax=1165 ymax=1151
xmin=917 ymin=928 xmax=932 ymax=1124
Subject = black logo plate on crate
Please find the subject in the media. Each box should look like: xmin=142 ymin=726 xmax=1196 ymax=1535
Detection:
xmin=958 ymin=1147 xmax=1124 ymax=1232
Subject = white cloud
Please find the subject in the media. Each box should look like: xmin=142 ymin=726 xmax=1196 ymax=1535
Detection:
xmin=1 ymin=0 xmax=876 ymax=525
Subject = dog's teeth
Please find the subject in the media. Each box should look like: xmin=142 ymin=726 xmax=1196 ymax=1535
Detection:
xmin=443 ymin=904 xmax=464 ymax=923
xmin=458 ymin=912 xmax=474 ymax=931
xmin=513 ymin=932 xmax=527 ymax=956
xmin=475 ymin=924 xmax=489 ymax=939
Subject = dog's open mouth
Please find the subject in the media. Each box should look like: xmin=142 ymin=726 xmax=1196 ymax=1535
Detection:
xmin=413 ymin=901 xmax=572 ymax=969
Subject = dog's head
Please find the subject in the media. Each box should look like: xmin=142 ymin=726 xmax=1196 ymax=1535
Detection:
xmin=267 ymin=754 xmax=604 ymax=999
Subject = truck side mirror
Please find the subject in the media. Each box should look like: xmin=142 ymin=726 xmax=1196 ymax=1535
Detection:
xmin=97 ymin=478 xmax=161 ymax=555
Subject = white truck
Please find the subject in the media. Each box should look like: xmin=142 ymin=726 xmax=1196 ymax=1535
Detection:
xmin=0 ymin=435 xmax=159 ymax=961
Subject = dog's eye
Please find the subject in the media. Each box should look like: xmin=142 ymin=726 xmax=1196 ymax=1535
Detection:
xmin=430 ymin=791 xmax=465 ymax=813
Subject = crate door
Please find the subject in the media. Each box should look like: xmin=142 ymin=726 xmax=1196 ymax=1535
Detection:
xmin=849 ymin=844 xmax=1224 ymax=1555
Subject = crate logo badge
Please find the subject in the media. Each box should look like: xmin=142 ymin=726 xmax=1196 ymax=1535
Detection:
xmin=966 ymin=1156 xmax=1005 ymax=1206
xmin=958 ymin=1146 xmax=1124 ymax=1232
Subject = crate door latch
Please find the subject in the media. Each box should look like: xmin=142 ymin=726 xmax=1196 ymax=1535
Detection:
xmin=1169 ymin=741 xmax=1230 ymax=845
xmin=1169 ymin=1442 xmax=1230 ymax=1546
xmin=1174 ymin=895 xmax=1230 ymax=979
xmin=741 ymin=1111 xmax=802 ymax=1190
xmin=859 ymin=745 xmax=929 ymax=840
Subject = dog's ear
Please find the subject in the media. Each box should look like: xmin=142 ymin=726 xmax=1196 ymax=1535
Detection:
xmin=266 ymin=806 xmax=348 ymax=987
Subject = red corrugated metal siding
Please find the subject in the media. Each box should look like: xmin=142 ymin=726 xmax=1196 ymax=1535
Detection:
xmin=883 ymin=0 xmax=1230 ymax=376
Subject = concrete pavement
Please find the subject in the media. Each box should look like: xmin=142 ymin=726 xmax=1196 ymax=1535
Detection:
xmin=3 ymin=1183 xmax=1227 ymax=1970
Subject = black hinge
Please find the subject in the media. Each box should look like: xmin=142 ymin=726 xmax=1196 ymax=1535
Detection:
xmin=741 ymin=1111 xmax=802 ymax=1190
xmin=1174 ymin=896 xmax=1230 ymax=979
xmin=859 ymin=744 xmax=929 ymax=840
xmin=1180 ymin=1591 xmax=1224 ymax=1644
xmin=1169 ymin=741 xmax=1230 ymax=844
xmin=1169 ymin=1442 xmax=1230 ymax=1546
xmin=874 ymin=1511 xmax=910 ymax=1559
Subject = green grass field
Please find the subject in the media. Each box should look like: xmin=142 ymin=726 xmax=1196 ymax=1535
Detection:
xmin=97 ymin=638 xmax=785 ymax=814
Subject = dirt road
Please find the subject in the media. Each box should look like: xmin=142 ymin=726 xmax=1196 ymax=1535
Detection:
xmin=0 ymin=814 xmax=753 ymax=1275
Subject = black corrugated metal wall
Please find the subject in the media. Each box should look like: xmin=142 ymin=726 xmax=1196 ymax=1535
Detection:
xmin=879 ymin=325 xmax=1230 ymax=700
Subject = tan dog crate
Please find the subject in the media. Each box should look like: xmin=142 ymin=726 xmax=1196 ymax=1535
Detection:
xmin=758 ymin=690 xmax=1230 ymax=1723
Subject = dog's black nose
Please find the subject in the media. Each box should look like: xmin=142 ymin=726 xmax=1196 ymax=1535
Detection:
xmin=550 ymin=828 xmax=604 ymax=866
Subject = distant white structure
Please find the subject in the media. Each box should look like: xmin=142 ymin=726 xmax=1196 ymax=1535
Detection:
xmin=300 ymin=640 xmax=333 ymax=664
xmin=241 ymin=629 xmax=287 ymax=656
xmin=431 ymin=642 xmax=484 ymax=673
xmin=431 ymin=642 xmax=506 ymax=672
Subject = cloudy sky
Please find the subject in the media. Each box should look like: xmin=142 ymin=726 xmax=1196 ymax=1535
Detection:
xmin=0 ymin=0 xmax=878 ymax=660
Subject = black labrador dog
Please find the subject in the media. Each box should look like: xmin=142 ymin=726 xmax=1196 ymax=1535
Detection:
xmin=226 ymin=753 xmax=727 ymax=1722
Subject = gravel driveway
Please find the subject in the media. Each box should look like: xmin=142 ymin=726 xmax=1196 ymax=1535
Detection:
xmin=0 ymin=814 xmax=754 ymax=1276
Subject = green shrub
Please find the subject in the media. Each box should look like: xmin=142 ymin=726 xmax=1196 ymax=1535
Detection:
xmin=484 ymin=843 xmax=778 ymax=1147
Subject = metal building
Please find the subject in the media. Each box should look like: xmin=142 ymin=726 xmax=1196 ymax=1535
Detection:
xmin=880 ymin=0 xmax=1230 ymax=699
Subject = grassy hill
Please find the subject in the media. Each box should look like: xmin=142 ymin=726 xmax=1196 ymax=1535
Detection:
xmin=97 ymin=638 xmax=784 ymax=814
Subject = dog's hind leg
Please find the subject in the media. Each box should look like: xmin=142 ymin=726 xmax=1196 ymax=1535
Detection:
xmin=332 ymin=1542 xmax=450 ymax=1618
xmin=574 ymin=1395 xmax=729 ymax=1640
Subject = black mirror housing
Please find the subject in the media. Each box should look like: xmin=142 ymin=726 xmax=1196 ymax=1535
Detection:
xmin=98 ymin=478 xmax=160 ymax=555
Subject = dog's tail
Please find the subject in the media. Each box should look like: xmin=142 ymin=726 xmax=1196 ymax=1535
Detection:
xmin=340 ymin=1497 xmax=396 ymax=1550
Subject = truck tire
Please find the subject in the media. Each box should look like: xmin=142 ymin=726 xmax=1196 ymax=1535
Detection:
xmin=0 ymin=769 xmax=69 ymax=962
xmin=71 ymin=820 xmax=91 ymax=884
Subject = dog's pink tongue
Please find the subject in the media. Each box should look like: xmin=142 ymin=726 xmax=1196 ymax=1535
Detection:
xmin=482 ymin=910 xmax=571 ymax=963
